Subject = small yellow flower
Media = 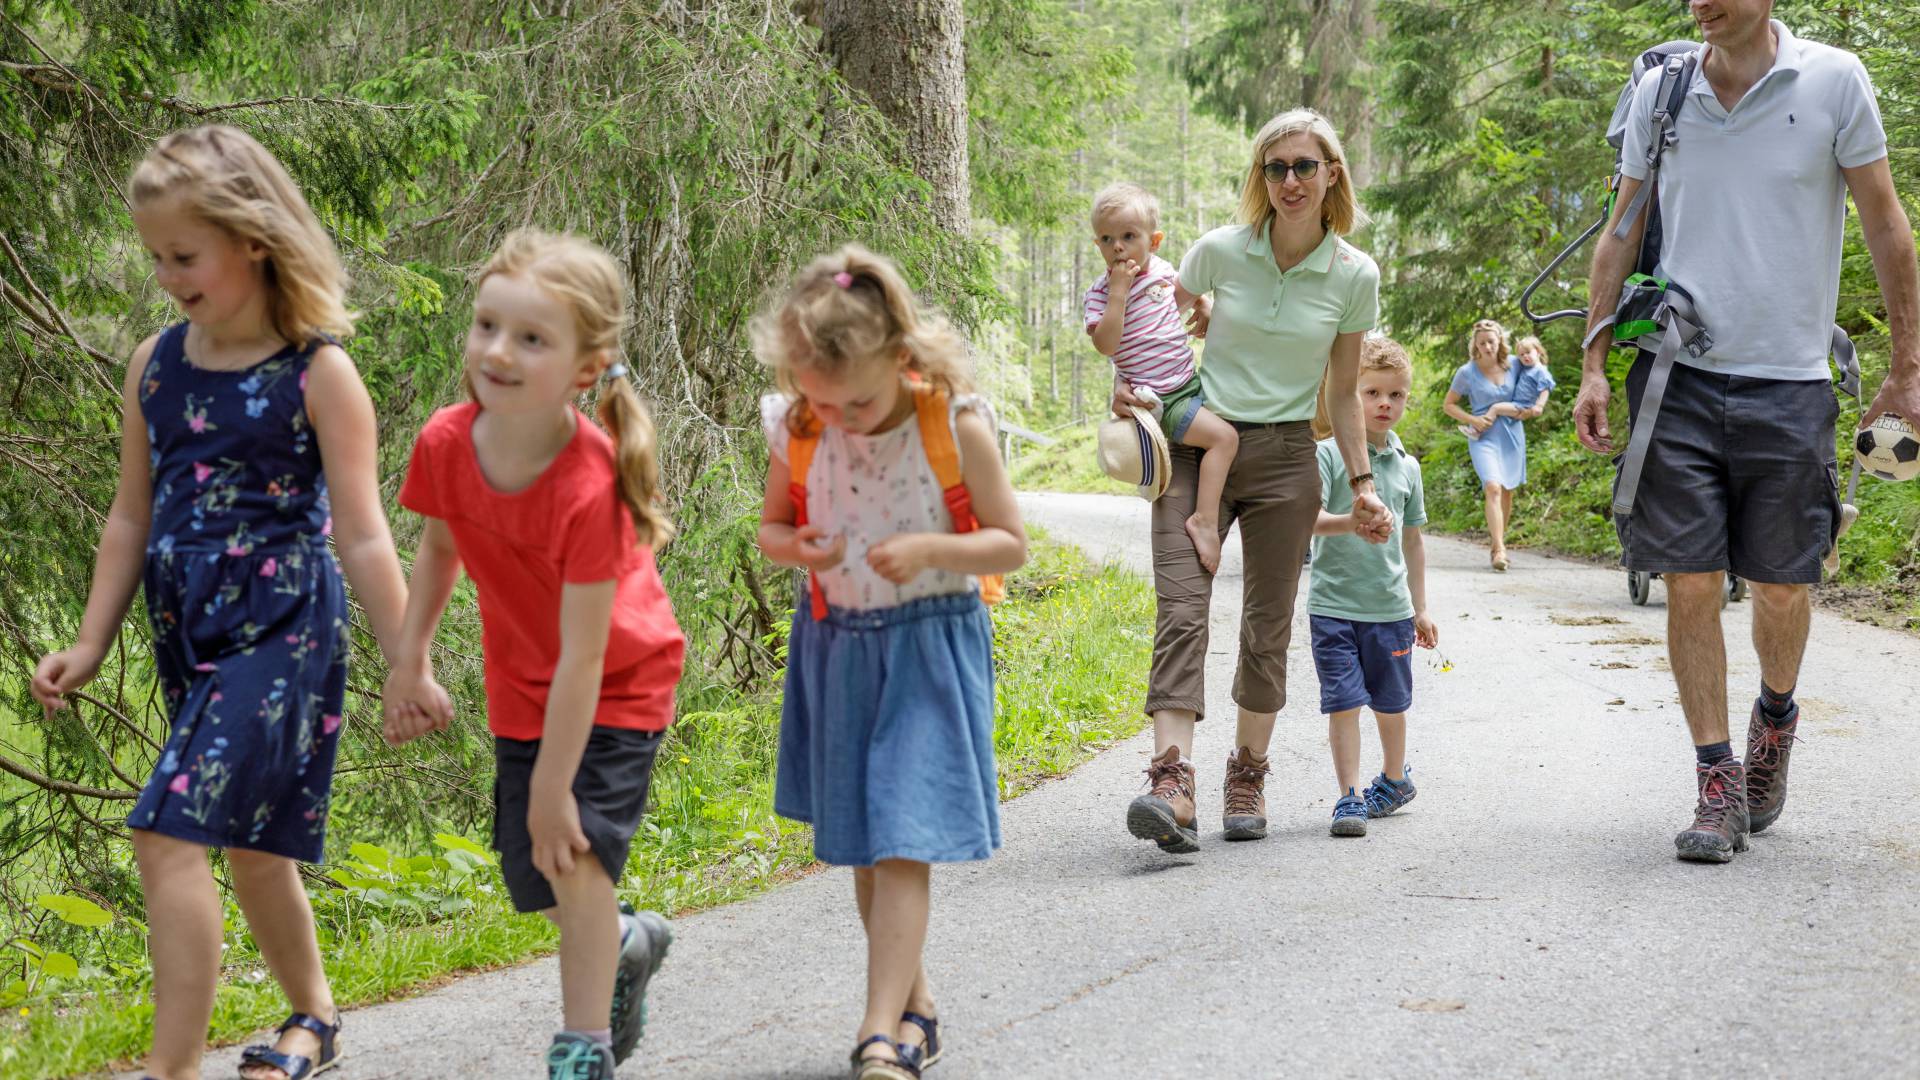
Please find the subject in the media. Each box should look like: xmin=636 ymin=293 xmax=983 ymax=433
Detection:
xmin=18 ymin=1007 xmax=27 ymax=1018
xmin=678 ymin=756 xmax=690 ymax=764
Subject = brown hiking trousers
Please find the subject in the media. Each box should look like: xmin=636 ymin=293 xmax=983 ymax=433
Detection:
xmin=1146 ymin=421 xmax=1320 ymax=720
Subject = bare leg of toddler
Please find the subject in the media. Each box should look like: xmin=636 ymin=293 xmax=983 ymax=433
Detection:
xmin=1179 ymin=406 xmax=1239 ymax=574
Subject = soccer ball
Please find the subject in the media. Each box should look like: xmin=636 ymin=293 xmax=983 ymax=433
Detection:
xmin=1856 ymin=412 xmax=1920 ymax=482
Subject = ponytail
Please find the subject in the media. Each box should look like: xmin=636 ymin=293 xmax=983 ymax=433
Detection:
xmin=598 ymin=374 xmax=674 ymax=551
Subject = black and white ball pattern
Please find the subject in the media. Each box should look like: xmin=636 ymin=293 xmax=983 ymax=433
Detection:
xmin=1856 ymin=412 xmax=1920 ymax=482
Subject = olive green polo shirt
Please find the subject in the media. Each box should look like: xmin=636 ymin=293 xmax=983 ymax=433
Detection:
xmin=1177 ymin=223 xmax=1381 ymax=423
xmin=1309 ymin=431 xmax=1427 ymax=623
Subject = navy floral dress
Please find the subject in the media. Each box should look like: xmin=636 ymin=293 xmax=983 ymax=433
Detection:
xmin=126 ymin=323 xmax=349 ymax=862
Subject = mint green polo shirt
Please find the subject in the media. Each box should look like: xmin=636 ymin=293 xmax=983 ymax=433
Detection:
xmin=1309 ymin=432 xmax=1427 ymax=623
xmin=1177 ymin=223 xmax=1380 ymax=423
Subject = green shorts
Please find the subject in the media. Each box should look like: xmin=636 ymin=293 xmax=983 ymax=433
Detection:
xmin=1152 ymin=375 xmax=1207 ymax=445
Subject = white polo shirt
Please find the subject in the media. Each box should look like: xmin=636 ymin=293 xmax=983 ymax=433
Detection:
xmin=1619 ymin=20 xmax=1887 ymax=381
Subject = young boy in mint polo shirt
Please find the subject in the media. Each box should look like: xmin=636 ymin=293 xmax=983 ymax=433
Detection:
xmin=1308 ymin=336 xmax=1439 ymax=837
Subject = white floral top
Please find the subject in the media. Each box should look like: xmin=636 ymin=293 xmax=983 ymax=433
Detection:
xmin=762 ymin=391 xmax=993 ymax=612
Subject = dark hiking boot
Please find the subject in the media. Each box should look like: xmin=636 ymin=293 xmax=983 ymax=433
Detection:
xmin=1745 ymin=700 xmax=1800 ymax=835
xmin=1675 ymin=760 xmax=1750 ymax=864
xmin=1127 ymin=746 xmax=1198 ymax=853
xmin=611 ymin=904 xmax=672 ymax=1063
xmin=1222 ymin=746 xmax=1270 ymax=840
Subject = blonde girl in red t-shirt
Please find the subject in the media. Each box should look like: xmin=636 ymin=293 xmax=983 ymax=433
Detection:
xmin=382 ymin=229 xmax=686 ymax=1080
xmin=754 ymin=245 xmax=1028 ymax=1079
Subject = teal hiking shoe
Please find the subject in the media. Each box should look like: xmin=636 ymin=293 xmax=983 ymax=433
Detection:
xmin=611 ymin=904 xmax=673 ymax=1063
xmin=1330 ymin=789 xmax=1368 ymax=836
xmin=547 ymin=1032 xmax=614 ymax=1080
xmin=1363 ymin=767 xmax=1416 ymax=818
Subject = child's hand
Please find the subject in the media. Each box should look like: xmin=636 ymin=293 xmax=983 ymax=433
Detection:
xmin=31 ymin=646 xmax=104 ymax=715
xmin=1186 ymin=295 xmax=1212 ymax=339
xmin=1414 ymin=612 xmax=1439 ymax=649
xmin=1352 ymin=494 xmax=1394 ymax=543
xmin=793 ymin=525 xmax=847 ymax=572
xmin=1108 ymin=257 xmax=1140 ymax=292
xmin=528 ymin=779 xmax=590 ymax=881
xmin=381 ymin=667 xmax=453 ymax=746
xmin=867 ymin=534 xmax=932 ymax=584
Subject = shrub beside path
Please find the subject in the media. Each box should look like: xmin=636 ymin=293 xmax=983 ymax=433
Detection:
xmin=154 ymin=493 xmax=1920 ymax=1079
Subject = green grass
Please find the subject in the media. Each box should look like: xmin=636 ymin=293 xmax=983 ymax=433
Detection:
xmin=3 ymin=533 xmax=1152 ymax=1080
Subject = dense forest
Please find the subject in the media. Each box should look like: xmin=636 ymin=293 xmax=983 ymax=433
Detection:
xmin=3 ymin=2 xmax=1915 ymax=1075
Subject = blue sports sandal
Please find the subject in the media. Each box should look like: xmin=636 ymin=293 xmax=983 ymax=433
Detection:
xmin=1363 ymin=767 xmax=1417 ymax=818
xmin=898 ymin=1010 xmax=941 ymax=1070
xmin=1330 ymin=789 xmax=1369 ymax=836
xmin=237 ymin=1011 xmax=340 ymax=1080
xmin=611 ymin=902 xmax=673 ymax=1063
xmin=547 ymin=1032 xmax=615 ymax=1080
xmin=851 ymin=1034 xmax=921 ymax=1079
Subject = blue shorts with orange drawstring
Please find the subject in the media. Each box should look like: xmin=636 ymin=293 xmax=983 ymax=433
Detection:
xmin=1309 ymin=615 xmax=1416 ymax=715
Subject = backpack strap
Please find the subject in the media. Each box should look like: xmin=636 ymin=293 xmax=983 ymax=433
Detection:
xmin=785 ymin=418 xmax=829 ymax=622
xmin=1614 ymin=50 xmax=1698 ymax=242
xmin=911 ymin=385 xmax=1005 ymax=606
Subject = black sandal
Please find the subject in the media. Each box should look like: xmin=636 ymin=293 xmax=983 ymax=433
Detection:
xmin=898 ymin=1011 xmax=942 ymax=1070
xmin=849 ymin=1033 xmax=920 ymax=1079
xmin=237 ymin=1011 xmax=342 ymax=1080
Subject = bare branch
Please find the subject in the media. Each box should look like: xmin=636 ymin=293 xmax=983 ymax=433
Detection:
xmin=0 ymin=751 xmax=137 ymax=801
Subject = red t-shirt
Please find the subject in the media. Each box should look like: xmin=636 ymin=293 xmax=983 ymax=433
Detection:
xmin=398 ymin=403 xmax=685 ymax=739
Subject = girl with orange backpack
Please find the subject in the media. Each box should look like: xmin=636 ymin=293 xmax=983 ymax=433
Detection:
xmin=753 ymin=245 xmax=1028 ymax=1079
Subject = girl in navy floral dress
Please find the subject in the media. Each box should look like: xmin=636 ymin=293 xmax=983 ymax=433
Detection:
xmin=32 ymin=126 xmax=418 ymax=1080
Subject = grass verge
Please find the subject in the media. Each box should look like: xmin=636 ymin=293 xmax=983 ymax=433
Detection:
xmin=6 ymin=531 xmax=1151 ymax=1080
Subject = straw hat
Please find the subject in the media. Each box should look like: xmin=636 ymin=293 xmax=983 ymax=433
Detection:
xmin=1097 ymin=406 xmax=1171 ymax=500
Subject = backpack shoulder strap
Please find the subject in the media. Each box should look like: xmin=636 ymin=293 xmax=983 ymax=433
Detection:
xmin=783 ymin=415 xmax=829 ymax=621
xmin=910 ymin=384 xmax=1005 ymax=606
xmin=1614 ymin=51 xmax=1698 ymax=241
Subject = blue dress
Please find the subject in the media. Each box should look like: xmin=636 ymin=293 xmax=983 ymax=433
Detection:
xmin=126 ymin=324 xmax=349 ymax=862
xmin=1450 ymin=360 xmax=1529 ymax=490
xmin=1512 ymin=361 xmax=1557 ymax=412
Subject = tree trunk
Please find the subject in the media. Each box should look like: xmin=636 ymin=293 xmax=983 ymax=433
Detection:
xmin=1177 ymin=0 xmax=1190 ymax=214
xmin=818 ymin=0 xmax=971 ymax=234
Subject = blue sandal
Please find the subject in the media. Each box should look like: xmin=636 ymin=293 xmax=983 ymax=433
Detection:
xmin=850 ymin=1033 xmax=920 ymax=1079
xmin=238 ymin=1011 xmax=341 ymax=1079
xmin=898 ymin=1011 xmax=942 ymax=1070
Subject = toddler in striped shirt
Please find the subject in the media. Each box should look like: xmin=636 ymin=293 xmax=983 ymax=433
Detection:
xmin=1086 ymin=182 xmax=1238 ymax=572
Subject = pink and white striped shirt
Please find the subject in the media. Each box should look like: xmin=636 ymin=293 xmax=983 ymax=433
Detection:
xmin=1083 ymin=254 xmax=1196 ymax=395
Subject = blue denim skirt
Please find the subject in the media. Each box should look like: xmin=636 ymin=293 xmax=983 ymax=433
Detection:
xmin=774 ymin=591 xmax=1001 ymax=867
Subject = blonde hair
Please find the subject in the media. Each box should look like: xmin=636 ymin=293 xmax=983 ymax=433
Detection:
xmin=1311 ymin=335 xmax=1414 ymax=440
xmin=1237 ymin=108 xmax=1368 ymax=238
xmin=1515 ymin=334 xmax=1547 ymax=365
xmin=1468 ymin=318 xmax=1511 ymax=373
xmin=475 ymin=228 xmax=673 ymax=549
xmin=129 ymin=125 xmax=351 ymax=347
xmin=1091 ymin=182 xmax=1161 ymax=231
xmin=750 ymin=244 xmax=972 ymax=436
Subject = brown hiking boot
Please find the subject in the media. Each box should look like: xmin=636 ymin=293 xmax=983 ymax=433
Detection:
xmin=1222 ymin=746 xmax=1269 ymax=841
xmin=1127 ymin=746 xmax=1198 ymax=853
xmin=1674 ymin=759 xmax=1750 ymax=863
xmin=1745 ymin=700 xmax=1801 ymax=834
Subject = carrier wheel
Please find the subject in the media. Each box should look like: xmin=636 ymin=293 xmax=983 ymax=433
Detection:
xmin=1728 ymin=575 xmax=1748 ymax=603
xmin=1628 ymin=570 xmax=1652 ymax=606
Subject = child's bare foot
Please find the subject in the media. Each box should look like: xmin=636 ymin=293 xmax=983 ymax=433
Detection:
xmin=1186 ymin=514 xmax=1222 ymax=574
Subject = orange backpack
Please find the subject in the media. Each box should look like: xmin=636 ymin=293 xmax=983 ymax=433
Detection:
xmin=787 ymin=384 xmax=1006 ymax=621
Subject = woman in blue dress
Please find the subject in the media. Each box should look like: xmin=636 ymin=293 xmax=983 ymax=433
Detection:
xmin=1444 ymin=319 xmax=1537 ymax=571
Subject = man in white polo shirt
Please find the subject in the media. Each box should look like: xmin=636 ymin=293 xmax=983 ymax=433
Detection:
xmin=1574 ymin=0 xmax=1920 ymax=863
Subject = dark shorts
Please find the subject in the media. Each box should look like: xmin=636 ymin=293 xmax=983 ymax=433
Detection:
xmin=493 ymin=727 xmax=662 ymax=913
xmin=1309 ymin=615 xmax=1415 ymax=715
xmin=1614 ymin=353 xmax=1840 ymax=585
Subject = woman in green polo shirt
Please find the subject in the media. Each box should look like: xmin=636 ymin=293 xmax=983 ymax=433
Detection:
xmin=1120 ymin=107 xmax=1392 ymax=855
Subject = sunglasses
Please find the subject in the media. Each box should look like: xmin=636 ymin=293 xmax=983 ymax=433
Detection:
xmin=1261 ymin=158 xmax=1324 ymax=183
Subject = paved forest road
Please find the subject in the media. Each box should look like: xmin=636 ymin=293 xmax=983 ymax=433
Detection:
xmin=171 ymin=493 xmax=1918 ymax=1079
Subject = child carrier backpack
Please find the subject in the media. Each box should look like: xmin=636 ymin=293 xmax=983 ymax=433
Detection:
xmin=1519 ymin=40 xmax=1861 ymax=519
xmin=786 ymin=383 xmax=1006 ymax=621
